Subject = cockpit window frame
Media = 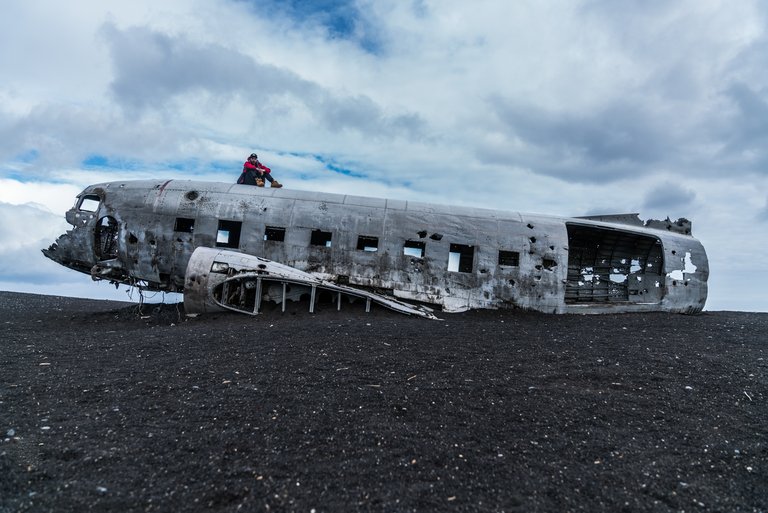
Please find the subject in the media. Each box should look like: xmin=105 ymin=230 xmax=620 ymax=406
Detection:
xmin=78 ymin=194 xmax=101 ymax=213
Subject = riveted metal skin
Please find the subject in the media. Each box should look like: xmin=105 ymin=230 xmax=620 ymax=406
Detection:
xmin=43 ymin=180 xmax=708 ymax=315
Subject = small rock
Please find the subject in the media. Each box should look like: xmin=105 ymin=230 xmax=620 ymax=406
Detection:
xmin=6 ymin=429 xmax=15 ymax=437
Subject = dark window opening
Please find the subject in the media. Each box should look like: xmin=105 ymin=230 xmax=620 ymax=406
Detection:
xmin=265 ymin=226 xmax=286 ymax=241
xmin=174 ymin=218 xmax=194 ymax=233
xmin=498 ymin=250 xmax=520 ymax=266
xmin=565 ymin=224 xmax=663 ymax=304
xmin=543 ymin=258 xmax=557 ymax=270
xmin=356 ymin=236 xmax=379 ymax=252
xmin=310 ymin=229 xmax=332 ymax=247
xmin=216 ymin=220 xmax=242 ymax=248
xmin=448 ymin=243 xmax=474 ymax=273
xmin=430 ymin=233 xmax=443 ymax=241
xmin=404 ymin=240 xmax=426 ymax=258
xmin=94 ymin=216 xmax=119 ymax=260
xmin=78 ymin=194 xmax=101 ymax=212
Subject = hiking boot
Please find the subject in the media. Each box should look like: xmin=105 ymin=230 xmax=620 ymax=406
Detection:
xmin=255 ymin=178 xmax=265 ymax=187
xmin=271 ymin=180 xmax=283 ymax=188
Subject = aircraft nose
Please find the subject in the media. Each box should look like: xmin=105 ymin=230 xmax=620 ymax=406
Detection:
xmin=42 ymin=230 xmax=95 ymax=274
xmin=43 ymin=204 xmax=129 ymax=282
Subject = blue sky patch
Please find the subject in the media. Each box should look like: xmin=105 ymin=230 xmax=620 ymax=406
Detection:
xmin=1 ymin=171 xmax=32 ymax=182
xmin=313 ymin=154 xmax=368 ymax=179
xmin=82 ymin=154 xmax=156 ymax=172
xmin=82 ymin=155 xmax=109 ymax=167
xmin=82 ymin=154 xmax=243 ymax=176
xmin=236 ymin=0 xmax=382 ymax=53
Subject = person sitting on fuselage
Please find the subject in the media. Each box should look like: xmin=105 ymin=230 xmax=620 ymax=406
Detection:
xmin=237 ymin=153 xmax=283 ymax=188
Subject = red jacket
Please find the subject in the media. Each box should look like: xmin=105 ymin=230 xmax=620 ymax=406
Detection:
xmin=243 ymin=160 xmax=271 ymax=175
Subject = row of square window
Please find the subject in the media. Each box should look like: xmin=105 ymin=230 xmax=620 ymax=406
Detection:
xmin=176 ymin=218 xmax=521 ymax=270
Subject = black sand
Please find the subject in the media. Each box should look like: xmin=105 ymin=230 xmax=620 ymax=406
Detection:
xmin=1 ymin=291 xmax=766 ymax=512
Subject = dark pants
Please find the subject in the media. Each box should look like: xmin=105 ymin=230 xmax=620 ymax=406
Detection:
xmin=238 ymin=170 xmax=275 ymax=185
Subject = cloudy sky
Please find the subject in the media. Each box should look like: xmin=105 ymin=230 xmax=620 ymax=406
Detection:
xmin=1 ymin=0 xmax=766 ymax=311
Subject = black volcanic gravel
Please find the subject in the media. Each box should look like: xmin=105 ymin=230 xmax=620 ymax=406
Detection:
xmin=0 ymin=291 xmax=766 ymax=512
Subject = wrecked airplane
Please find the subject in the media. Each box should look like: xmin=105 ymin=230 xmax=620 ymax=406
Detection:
xmin=43 ymin=179 xmax=708 ymax=317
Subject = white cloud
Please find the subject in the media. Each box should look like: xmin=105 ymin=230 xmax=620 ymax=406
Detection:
xmin=0 ymin=183 xmax=81 ymax=215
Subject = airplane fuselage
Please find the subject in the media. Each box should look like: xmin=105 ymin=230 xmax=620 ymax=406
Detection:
xmin=43 ymin=180 xmax=709 ymax=314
